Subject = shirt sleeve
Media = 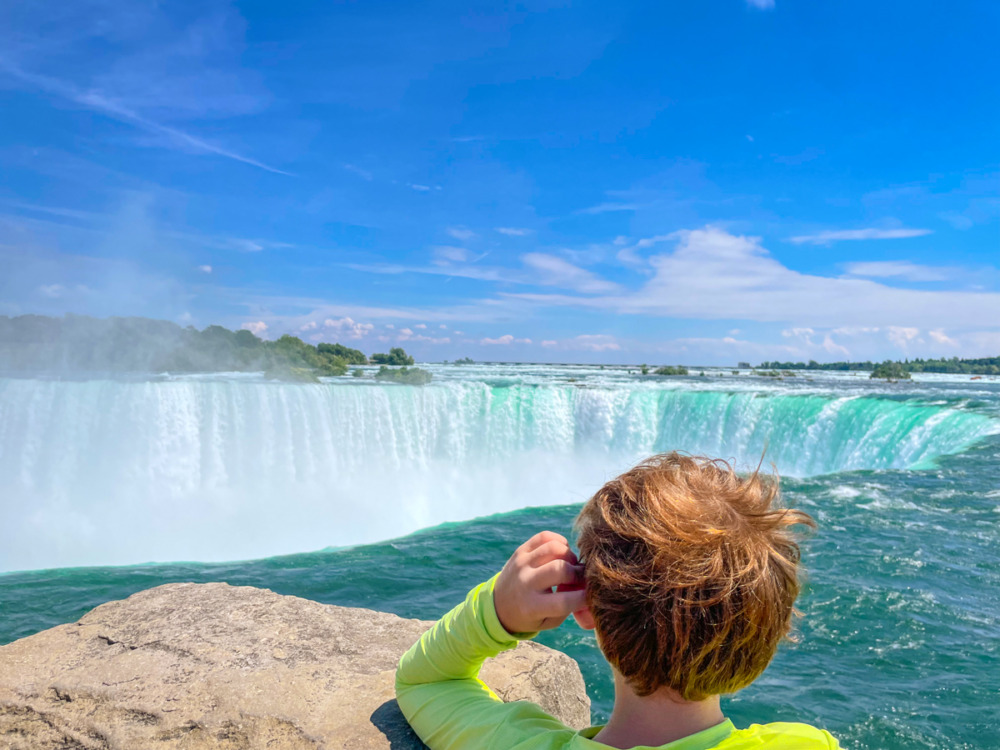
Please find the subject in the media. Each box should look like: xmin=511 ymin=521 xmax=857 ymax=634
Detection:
xmin=395 ymin=574 xmax=577 ymax=749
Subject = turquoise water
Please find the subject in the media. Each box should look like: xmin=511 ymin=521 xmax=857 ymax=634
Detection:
xmin=2 ymin=367 xmax=999 ymax=748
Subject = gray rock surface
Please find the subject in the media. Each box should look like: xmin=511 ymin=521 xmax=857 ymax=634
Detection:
xmin=0 ymin=582 xmax=591 ymax=749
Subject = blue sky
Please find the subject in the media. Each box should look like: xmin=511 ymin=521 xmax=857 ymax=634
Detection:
xmin=1 ymin=0 xmax=997 ymax=364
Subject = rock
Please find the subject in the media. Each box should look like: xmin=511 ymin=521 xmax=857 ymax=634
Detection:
xmin=0 ymin=582 xmax=591 ymax=749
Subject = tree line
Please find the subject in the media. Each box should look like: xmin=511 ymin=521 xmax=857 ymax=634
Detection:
xmin=758 ymin=356 xmax=1000 ymax=376
xmin=0 ymin=315 xmax=420 ymax=380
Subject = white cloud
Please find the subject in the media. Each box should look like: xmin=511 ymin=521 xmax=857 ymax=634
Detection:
xmin=503 ymin=226 xmax=1000 ymax=330
xmin=746 ymin=0 xmax=775 ymax=9
xmin=821 ymin=334 xmax=850 ymax=358
xmin=433 ymin=246 xmax=470 ymax=263
xmin=570 ymin=334 xmax=621 ymax=352
xmin=746 ymin=134 xmax=755 ymax=142
xmin=635 ymin=234 xmax=676 ymax=250
xmin=616 ymin=233 xmax=678 ymax=270
xmin=447 ymin=227 xmax=476 ymax=241
xmin=322 ymin=317 xmax=374 ymax=340
xmin=38 ymin=284 xmax=65 ymax=298
xmin=541 ymin=340 xmax=558 ymax=348
xmin=415 ymin=323 xmax=427 ymax=329
xmin=928 ymin=329 xmax=957 ymax=346
xmin=409 ymin=183 xmax=432 ymax=192
xmin=782 ymin=328 xmax=816 ymax=345
xmin=496 ymin=227 xmax=532 ymax=236
xmin=481 ymin=334 xmax=515 ymax=345
xmin=241 ymin=321 xmax=268 ymax=336
xmin=521 ymin=253 xmax=620 ymax=294
xmin=844 ymin=261 xmax=953 ymax=282
xmin=439 ymin=324 xmax=447 ymax=329
xmin=887 ymin=326 xmax=920 ymax=350
xmin=790 ymin=227 xmax=932 ymax=245
xmin=479 ymin=334 xmax=532 ymax=345
xmin=396 ymin=326 xmax=451 ymax=344
xmin=300 ymin=321 xmax=318 ymax=331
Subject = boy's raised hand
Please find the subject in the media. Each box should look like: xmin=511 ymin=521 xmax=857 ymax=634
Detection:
xmin=493 ymin=530 xmax=588 ymax=635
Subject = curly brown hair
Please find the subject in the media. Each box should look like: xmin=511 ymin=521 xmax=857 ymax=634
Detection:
xmin=574 ymin=452 xmax=815 ymax=701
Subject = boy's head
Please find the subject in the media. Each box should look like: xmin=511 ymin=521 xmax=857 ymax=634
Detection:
xmin=574 ymin=452 xmax=814 ymax=702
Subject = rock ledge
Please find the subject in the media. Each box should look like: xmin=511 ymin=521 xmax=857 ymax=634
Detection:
xmin=0 ymin=582 xmax=590 ymax=749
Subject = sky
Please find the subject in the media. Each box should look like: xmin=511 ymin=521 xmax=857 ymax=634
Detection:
xmin=0 ymin=0 xmax=997 ymax=365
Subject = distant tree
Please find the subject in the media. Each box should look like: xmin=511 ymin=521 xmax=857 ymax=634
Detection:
xmin=318 ymin=342 xmax=368 ymax=365
xmin=370 ymin=347 xmax=414 ymax=366
xmin=374 ymin=365 xmax=432 ymax=385
xmin=870 ymin=361 xmax=911 ymax=381
xmin=654 ymin=365 xmax=689 ymax=376
xmin=640 ymin=364 xmax=649 ymax=375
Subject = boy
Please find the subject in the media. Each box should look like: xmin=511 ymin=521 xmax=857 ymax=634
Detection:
xmin=396 ymin=452 xmax=841 ymax=749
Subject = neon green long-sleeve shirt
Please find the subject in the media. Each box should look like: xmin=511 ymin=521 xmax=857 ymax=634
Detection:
xmin=396 ymin=575 xmax=841 ymax=750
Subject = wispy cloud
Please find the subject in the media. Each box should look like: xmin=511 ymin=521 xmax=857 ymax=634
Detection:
xmin=170 ymin=231 xmax=294 ymax=253
xmin=432 ymin=246 xmax=470 ymax=263
xmin=353 ymin=252 xmax=620 ymax=295
xmin=446 ymin=226 xmax=476 ymax=241
xmin=521 ymin=253 xmax=620 ymax=294
xmin=0 ymin=62 xmax=290 ymax=175
xmin=746 ymin=0 xmax=775 ymax=9
xmin=789 ymin=227 xmax=931 ymax=245
xmin=343 ymin=164 xmax=373 ymax=181
xmin=496 ymin=227 xmax=532 ymax=236
xmin=844 ymin=261 xmax=955 ymax=282
xmin=576 ymin=202 xmax=640 ymax=215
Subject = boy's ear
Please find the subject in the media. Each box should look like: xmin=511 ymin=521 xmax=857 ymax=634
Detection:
xmin=573 ymin=606 xmax=596 ymax=631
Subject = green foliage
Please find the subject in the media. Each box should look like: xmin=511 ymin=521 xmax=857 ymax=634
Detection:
xmin=870 ymin=361 xmax=912 ymax=381
xmin=317 ymin=343 xmax=368 ymax=365
xmin=352 ymin=368 xmax=364 ymax=377
xmin=653 ymin=365 xmax=689 ymax=376
xmin=640 ymin=364 xmax=649 ymax=375
xmin=370 ymin=347 xmax=415 ymax=366
xmin=759 ymin=356 xmax=1000 ymax=375
xmin=0 ymin=314 xmax=358 ymax=378
xmin=374 ymin=365 xmax=433 ymax=385
xmin=453 ymin=357 xmax=475 ymax=365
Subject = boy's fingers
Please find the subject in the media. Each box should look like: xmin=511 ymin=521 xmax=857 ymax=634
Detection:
xmin=520 ymin=530 xmax=569 ymax=554
xmin=531 ymin=560 xmax=584 ymax=590
xmin=541 ymin=589 xmax=589 ymax=618
xmin=525 ymin=540 xmax=578 ymax=568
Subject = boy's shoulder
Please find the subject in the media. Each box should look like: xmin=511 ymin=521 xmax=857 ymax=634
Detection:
xmin=721 ymin=721 xmax=840 ymax=749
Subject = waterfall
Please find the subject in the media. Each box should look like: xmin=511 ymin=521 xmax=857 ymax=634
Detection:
xmin=1 ymin=377 xmax=995 ymax=572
